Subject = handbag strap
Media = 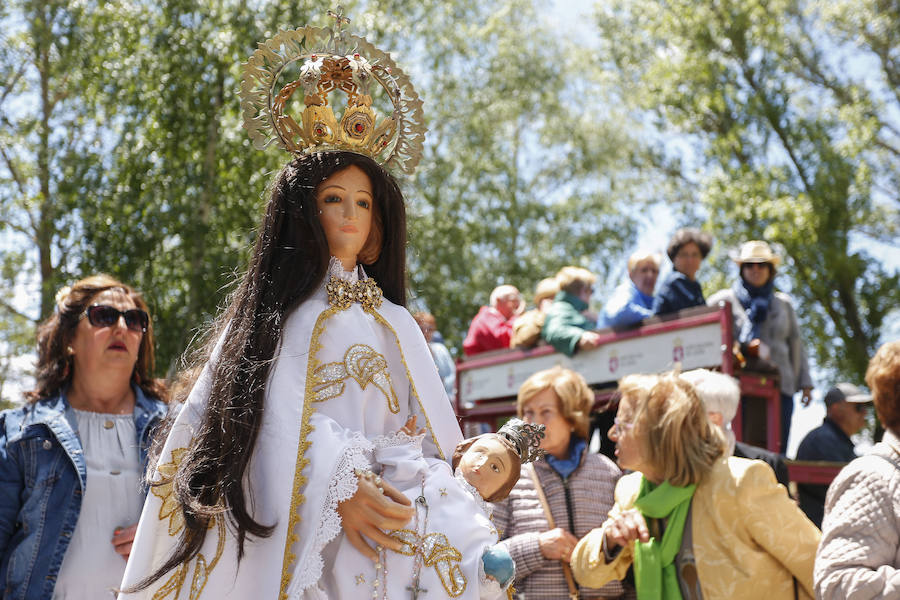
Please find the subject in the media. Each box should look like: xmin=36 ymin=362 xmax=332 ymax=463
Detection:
xmin=527 ymin=464 xmax=579 ymax=600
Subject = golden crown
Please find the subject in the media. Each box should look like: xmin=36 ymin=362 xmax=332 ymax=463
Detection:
xmin=240 ymin=7 xmax=425 ymax=174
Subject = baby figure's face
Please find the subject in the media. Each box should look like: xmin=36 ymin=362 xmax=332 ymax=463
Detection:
xmin=458 ymin=436 xmax=513 ymax=500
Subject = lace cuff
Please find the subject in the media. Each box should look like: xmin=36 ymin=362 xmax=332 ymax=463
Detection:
xmin=372 ymin=429 xmax=425 ymax=450
xmin=374 ymin=430 xmax=427 ymax=484
xmin=288 ymin=434 xmax=374 ymax=598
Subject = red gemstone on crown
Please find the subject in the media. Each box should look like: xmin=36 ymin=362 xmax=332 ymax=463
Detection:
xmin=355 ymin=123 xmax=364 ymax=133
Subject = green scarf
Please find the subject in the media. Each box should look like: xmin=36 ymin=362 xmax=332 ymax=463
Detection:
xmin=632 ymin=477 xmax=696 ymax=600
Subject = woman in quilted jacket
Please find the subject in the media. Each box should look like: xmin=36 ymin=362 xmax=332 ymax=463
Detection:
xmin=816 ymin=340 xmax=900 ymax=598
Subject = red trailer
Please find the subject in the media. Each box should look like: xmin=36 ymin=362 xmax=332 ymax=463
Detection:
xmin=453 ymin=302 xmax=842 ymax=487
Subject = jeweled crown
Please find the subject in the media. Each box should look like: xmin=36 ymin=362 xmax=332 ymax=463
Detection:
xmin=240 ymin=7 xmax=425 ymax=174
xmin=498 ymin=418 xmax=546 ymax=464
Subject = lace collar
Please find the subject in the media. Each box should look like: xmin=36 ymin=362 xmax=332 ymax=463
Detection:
xmin=324 ymin=256 xmax=383 ymax=311
xmin=454 ymin=469 xmax=492 ymax=519
xmin=327 ymin=256 xmax=362 ymax=283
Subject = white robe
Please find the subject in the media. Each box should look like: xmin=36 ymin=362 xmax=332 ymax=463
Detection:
xmin=119 ymin=261 xmax=464 ymax=600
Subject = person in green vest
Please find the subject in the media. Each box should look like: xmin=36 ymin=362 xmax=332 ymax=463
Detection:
xmin=541 ymin=266 xmax=603 ymax=356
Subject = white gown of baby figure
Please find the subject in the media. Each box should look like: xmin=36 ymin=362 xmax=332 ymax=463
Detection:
xmin=331 ymin=417 xmax=511 ymax=600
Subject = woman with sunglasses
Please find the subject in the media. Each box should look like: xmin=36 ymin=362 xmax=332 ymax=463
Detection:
xmin=0 ymin=274 xmax=168 ymax=600
xmin=707 ymin=240 xmax=813 ymax=452
xmin=570 ymin=372 xmax=820 ymax=600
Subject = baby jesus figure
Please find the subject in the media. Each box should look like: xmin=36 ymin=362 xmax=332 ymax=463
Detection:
xmin=331 ymin=417 xmax=544 ymax=599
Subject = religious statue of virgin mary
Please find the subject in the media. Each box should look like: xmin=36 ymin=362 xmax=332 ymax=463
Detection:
xmin=119 ymin=9 xmax=515 ymax=600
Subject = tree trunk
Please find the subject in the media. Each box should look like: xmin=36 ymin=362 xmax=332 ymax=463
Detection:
xmin=34 ymin=2 xmax=55 ymax=319
xmin=187 ymin=62 xmax=224 ymax=323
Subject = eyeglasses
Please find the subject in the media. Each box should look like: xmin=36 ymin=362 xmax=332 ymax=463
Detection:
xmin=612 ymin=418 xmax=634 ymax=437
xmin=853 ymin=403 xmax=869 ymax=413
xmin=81 ymin=304 xmax=149 ymax=333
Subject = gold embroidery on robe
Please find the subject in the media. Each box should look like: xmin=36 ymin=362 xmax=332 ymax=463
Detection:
xmin=280 ymin=305 xmax=340 ymax=599
xmin=150 ymin=445 xmax=226 ymax=600
xmin=311 ymin=343 xmax=400 ymax=413
xmin=390 ymin=529 xmax=467 ymax=597
xmin=369 ymin=310 xmax=444 ymax=456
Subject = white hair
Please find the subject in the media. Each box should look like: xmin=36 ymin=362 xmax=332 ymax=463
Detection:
xmin=680 ymin=368 xmax=741 ymax=423
xmin=490 ymin=284 xmax=520 ymax=307
xmin=627 ymin=251 xmax=662 ymax=273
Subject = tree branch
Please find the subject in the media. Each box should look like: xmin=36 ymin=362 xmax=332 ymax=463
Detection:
xmin=873 ymin=136 xmax=900 ymax=159
xmin=739 ymin=62 xmax=814 ymax=195
xmin=0 ymin=144 xmax=27 ymax=197
xmin=0 ymin=62 xmax=28 ymax=106
xmin=0 ymin=297 xmax=36 ymax=324
xmin=0 ymin=220 xmax=34 ymax=239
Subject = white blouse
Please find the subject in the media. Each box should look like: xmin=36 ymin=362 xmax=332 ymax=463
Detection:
xmin=54 ymin=410 xmax=144 ymax=599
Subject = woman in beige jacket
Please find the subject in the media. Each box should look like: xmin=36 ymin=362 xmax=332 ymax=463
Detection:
xmin=571 ymin=372 xmax=820 ymax=599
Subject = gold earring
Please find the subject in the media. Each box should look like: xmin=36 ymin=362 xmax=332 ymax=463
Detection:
xmin=66 ymin=346 xmax=74 ymax=356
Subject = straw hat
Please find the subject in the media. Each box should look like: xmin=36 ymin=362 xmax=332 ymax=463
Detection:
xmin=730 ymin=240 xmax=781 ymax=266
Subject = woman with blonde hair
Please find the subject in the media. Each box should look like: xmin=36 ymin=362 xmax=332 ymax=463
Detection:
xmin=542 ymin=266 xmax=602 ymax=356
xmin=601 ymin=251 xmax=661 ymax=328
xmin=492 ymin=366 xmax=628 ymax=599
xmin=571 ymin=372 xmax=820 ymax=599
xmin=511 ymin=277 xmax=561 ymax=349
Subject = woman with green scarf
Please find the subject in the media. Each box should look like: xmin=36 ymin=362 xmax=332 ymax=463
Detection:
xmin=570 ymin=373 xmax=820 ymax=600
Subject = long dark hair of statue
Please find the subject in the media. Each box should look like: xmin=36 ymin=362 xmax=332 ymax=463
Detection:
xmin=132 ymin=152 xmax=407 ymax=590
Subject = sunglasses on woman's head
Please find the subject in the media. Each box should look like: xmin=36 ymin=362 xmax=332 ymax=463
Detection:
xmin=81 ymin=304 xmax=149 ymax=333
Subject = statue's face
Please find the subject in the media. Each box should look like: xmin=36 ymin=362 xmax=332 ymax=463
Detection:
xmin=315 ymin=165 xmax=373 ymax=268
xmin=458 ymin=436 xmax=512 ymax=500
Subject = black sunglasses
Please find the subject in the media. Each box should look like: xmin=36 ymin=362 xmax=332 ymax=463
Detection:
xmin=81 ymin=304 xmax=149 ymax=333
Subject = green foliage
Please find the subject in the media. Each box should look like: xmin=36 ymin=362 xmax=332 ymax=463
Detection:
xmin=4 ymin=0 xmax=649 ymax=375
xmin=401 ymin=0 xmax=644 ymax=350
xmin=0 ymin=0 xmax=123 ymax=400
xmin=6 ymin=0 xmax=895 ymax=389
xmin=74 ymin=0 xmax=311 ymax=371
xmin=594 ymin=0 xmax=900 ymax=383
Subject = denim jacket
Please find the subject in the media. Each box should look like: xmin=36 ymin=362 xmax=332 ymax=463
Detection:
xmin=0 ymin=387 xmax=167 ymax=600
